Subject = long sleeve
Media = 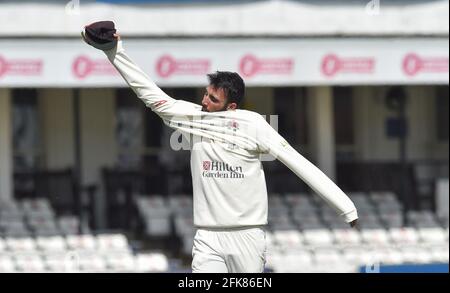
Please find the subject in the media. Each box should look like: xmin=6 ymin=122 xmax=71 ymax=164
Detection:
xmin=256 ymin=117 xmax=358 ymax=223
xmin=103 ymin=41 xmax=201 ymax=121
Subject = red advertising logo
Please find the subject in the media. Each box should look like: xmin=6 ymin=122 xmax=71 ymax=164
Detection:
xmin=321 ymin=54 xmax=375 ymax=77
xmin=0 ymin=56 xmax=43 ymax=78
xmin=402 ymin=53 xmax=449 ymax=76
xmin=72 ymin=55 xmax=118 ymax=79
xmin=203 ymin=161 xmax=211 ymax=171
xmin=156 ymin=55 xmax=210 ymax=78
xmin=239 ymin=54 xmax=294 ymax=78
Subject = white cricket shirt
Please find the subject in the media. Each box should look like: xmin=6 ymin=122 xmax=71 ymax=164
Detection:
xmin=105 ymin=41 xmax=358 ymax=228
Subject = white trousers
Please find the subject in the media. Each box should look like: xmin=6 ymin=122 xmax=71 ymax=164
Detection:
xmin=191 ymin=226 xmax=267 ymax=273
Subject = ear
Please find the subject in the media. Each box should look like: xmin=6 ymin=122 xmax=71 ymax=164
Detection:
xmin=227 ymin=102 xmax=237 ymax=110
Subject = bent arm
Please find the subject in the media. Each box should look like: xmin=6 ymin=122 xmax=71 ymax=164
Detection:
xmin=257 ymin=119 xmax=358 ymax=223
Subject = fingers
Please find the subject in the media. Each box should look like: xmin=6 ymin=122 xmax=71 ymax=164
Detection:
xmin=349 ymin=219 xmax=359 ymax=229
xmin=113 ymin=33 xmax=121 ymax=41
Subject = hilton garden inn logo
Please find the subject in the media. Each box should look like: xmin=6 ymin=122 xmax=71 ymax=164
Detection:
xmin=202 ymin=160 xmax=244 ymax=179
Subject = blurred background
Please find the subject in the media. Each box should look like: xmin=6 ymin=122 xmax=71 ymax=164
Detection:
xmin=0 ymin=0 xmax=448 ymax=273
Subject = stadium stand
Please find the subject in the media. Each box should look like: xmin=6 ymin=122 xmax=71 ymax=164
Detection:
xmin=0 ymin=197 xmax=170 ymax=273
xmin=1 ymin=189 xmax=448 ymax=273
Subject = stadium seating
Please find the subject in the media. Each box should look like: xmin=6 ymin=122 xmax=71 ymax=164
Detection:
xmin=262 ymin=191 xmax=449 ymax=272
xmin=0 ymin=197 xmax=171 ymax=273
xmin=2 ymin=190 xmax=448 ymax=273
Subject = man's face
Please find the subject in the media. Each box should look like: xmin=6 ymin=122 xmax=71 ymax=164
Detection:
xmin=201 ymin=86 xmax=236 ymax=112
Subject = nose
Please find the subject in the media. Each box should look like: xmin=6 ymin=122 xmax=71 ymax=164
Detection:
xmin=201 ymin=96 xmax=208 ymax=108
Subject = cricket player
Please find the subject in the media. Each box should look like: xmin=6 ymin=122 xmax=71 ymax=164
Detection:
xmin=82 ymin=22 xmax=358 ymax=273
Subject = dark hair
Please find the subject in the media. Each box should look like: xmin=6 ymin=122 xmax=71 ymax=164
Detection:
xmin=207 ymin=71 xmax=245 ymax=108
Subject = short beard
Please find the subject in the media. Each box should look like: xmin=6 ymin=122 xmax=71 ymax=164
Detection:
xmin=202 ymin=104 xmax=228 ymax=113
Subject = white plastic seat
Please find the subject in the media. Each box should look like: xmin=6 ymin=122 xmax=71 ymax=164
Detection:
xmin=104 ymin=251 xmax=136 ymax=272
xmin=2 ymin=220 xmax=28 ymax=232
xmin=373 ymin=247 xmax=404 ymax=265
xmin=0 ymin=256 xmax=15 ymax=272
xmin=141 ymin=206 xmax=172 ymax=219
xmin=43 ymin=252 xmax=70 ymax=272
xmin=268 ymin=194 xmax=285 ymax=207
xmin=379 ymin=213 xmax=404 ymax=228
xmin=135 ymin=253 xmax=169 ymax=273
xmin=14 ymin=253 xmax=46 ymax=272
xmin=349 ymin=193 xmax=375 ymax=209
xmin=318 ymin=205 xmax=338 ymax=217
xmin=168 ymin=195 xmax=193 ymax=214
xmin=27 ymin=216 xmax=59 ymax=233
xmin=136 ymin=195 xmax=167 ymax=209
xmin=57 ymin=216 xmax=80 ymax=235
xmin=358 ymin=214 xmax=383 ymax=228
xmin=284 ymin=193 xmax=314 ymax=207
xmin=78 ymin=253 xmax=107 ymax=272
xmin=269 ymin=214 xmax=296 ymax=230
xmin=302 ymin=229 xmax=334 ymax=246
xmin=174 ymin=216 xmax=194 ymax=236
xmin=376 ymin=202 xmax=403 ymax=214
xmin=21 ymin=198 xmax=52 ymax=213
xmin=96 ymin=234 xmax=129 ymax=251
xmin=326 ymin=219 xmax=352 ymax=229
xmin=268 ymin=206 xmax=289 ymax=218
xmin=370 ymin=191 xmax=398 ymax=203
xmin=400 ymin=246 xmax=435 ymax=264
xmin=145 ymin=217 xmax=172 ymax=236
xmin=0 ymin=200 xmax=21 ymax=214
xmin=293 ymin=213 xmax=322 ymax=224
xmin=265 ymin=231 xmax=277 ymax=250
xmin=360 ymin=229 xmax=391 ymax=246
xmin=65 ymin=234 xmax=97 ymax=251
xmin=5 ymin=237 xmax=37 ymax=252
xmin=266 ymin=251 xmax=313 ymax=273
xmin=272 ymin=230 xmax=303 ymax=249
xmin=342 ymin=247 xmax=376 ymax=266
xmin=332 ymin=229 xmax=362 ymax=245
xmin=429 ymin=245 xmax=449 ymax=263
xmin=313 ymin=248 xmax=343 ymax=266
xmin=0 ymin=210 xmax=24 ymax=221
xmin=417 ymin=227 xmax=447 ymax=244
xmin=265 ymin=252 xmax=283 ymax=273
xmin=36 ymin=236 xmax=67 ymax=252
xmin=388 ymin=227 xmax=419 ymax=245
xmin=283 ymin=251 xmax=314 ymax=273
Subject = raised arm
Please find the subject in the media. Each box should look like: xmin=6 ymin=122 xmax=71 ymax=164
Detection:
xmin=256 ymin=117 xmax=358 ymax=227
xmin=82 ymin=29 xmax=201 ymax=121
xmin=106 ymin=36 xmax=201 ymax=118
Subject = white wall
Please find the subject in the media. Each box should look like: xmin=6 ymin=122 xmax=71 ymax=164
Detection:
xmin=0 ymin=89 xmax=12 ymax=201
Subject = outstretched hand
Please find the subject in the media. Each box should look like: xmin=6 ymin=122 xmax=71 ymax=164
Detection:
xmin=349 ymin=219 xmax=359 ymax=229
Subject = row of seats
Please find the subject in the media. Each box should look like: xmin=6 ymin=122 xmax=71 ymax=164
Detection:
xmin=135 ymin=192 xmax=448 ymax=238
xmin=0 ymin=198 xmax=82 ymax=237
xmin=266 ymin=243 xmax=449 ymax=273
xmin=0 ymin=233 xmax=129 ymax=252
xmin=266 ymin=227 xmax=449 ymax=248
xmin=0 ymin=233 xmax=169 ymax=273
xmin=0 ymin=250 xmax=169 ymax=273
xmin=0 ymin=197 xmax=171 ymax=273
